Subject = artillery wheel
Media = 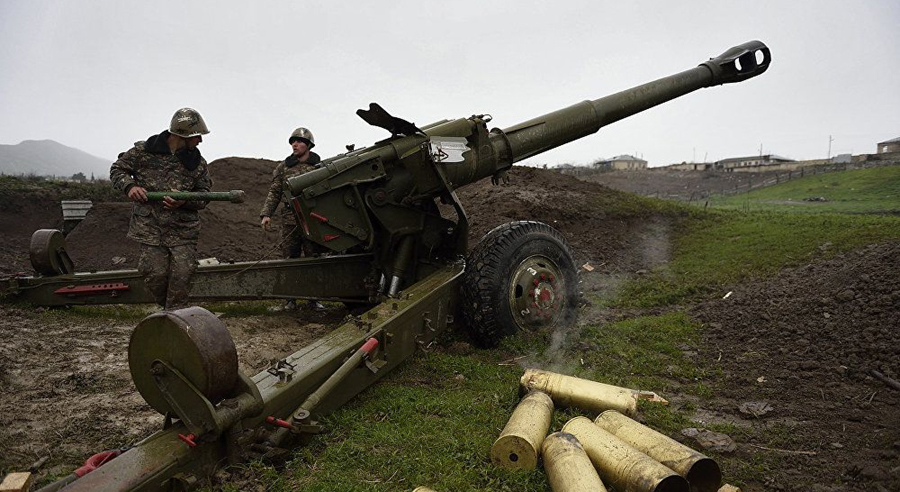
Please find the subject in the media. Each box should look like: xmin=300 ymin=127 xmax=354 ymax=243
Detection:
xmin=29 ymin=229 xmax=75 ymax=275
xmin=461 ymin=221 xmax=578 ymax=347
xmin=128 ymin=306 xmax=239 ymax=415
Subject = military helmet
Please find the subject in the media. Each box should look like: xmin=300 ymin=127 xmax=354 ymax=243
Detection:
xmin=169 ymin=108 xmax=210 ymax=138
xmin=289 ymin=127 xmax=315 ymax=148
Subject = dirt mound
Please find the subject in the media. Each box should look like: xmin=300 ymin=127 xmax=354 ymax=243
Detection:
xmin=0 ymin=189 xmax=64 ymax=275
xmin=691 ymin=242 xmax=900 ymax=491
xmin=2 ymin=161 xmax=660 ymax=275
xmin=64 ymin=157 xmax=284 ymax=272
xmin=457 ymin=166 xmax=671 ymax=272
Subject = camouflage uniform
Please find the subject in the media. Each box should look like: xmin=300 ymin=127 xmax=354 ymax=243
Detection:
xmin=260 ymin=152 xmax=322 ymax=258
xmin=110 ymin=130 xmax=212 ymax=309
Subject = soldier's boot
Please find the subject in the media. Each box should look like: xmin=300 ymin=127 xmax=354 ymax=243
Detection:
xmin=268 ymin=299 xmax=297 ymax=312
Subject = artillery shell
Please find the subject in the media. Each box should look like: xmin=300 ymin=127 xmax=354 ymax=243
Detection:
xmin=562 ymin=416 xmax=689 ymax=492
xmin=520 ymin=369 xmax=638 ymax=416
xmin=490 ymin=390 xmax=554 ymax=470
xmin=542 ymin=432 xmax=608 ymax=492
xmin=595 ymin=410 xmax=721 ymax=492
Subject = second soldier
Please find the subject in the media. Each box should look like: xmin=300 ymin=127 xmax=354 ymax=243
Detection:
xmin=260 ymin=127 xmax=324 ymax=310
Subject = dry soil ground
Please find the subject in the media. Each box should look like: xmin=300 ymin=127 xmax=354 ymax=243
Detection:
xmin=0 ymin=162 xmax=897 ymax=491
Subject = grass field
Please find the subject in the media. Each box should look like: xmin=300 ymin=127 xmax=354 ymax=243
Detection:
xmin=220 ymin=170 xmax=900 ymax=491
xmin=705 ymin=165 xmax=900 ymax=213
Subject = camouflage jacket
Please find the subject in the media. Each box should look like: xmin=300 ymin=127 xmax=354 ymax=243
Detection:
xmin=110 ymin=131 xmax=212 ymax=247
xmin=259 ymin=152 xmax=321 ymax=218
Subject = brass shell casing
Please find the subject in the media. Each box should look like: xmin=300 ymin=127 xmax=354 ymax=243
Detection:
xmin=490 ymin=390 xmax=555 ymax=470
xmin=412 ymin=488 xmax=439 ymax=492
xmin=562 ymin=416 xmax=689 ymax=492
xmin=595 ymin=411 xmax=722 ymax=492
xmin=542 ymin=432 xmax=609 ymax=492
xmin=520 ymin=369 xmax=638 ymax=416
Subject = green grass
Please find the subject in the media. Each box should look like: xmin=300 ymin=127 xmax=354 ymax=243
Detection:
xmin=199 ymin=310 xmax=707 ymax=492
xmin=0 ymin=174 xmax=123 ymax=202
xmin=614 ymin=210 xmax=900 ymax=308
xmin=707 ymin=166 xmax=900 ymax=213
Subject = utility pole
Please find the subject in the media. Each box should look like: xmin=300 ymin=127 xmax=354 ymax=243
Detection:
xmin=828 ymin=135 xmax=834 ymax=159
xmin=759 ymin=143 xmax=763 ymax=157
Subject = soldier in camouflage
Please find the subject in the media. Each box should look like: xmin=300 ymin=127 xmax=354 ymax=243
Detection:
xmin=110 ymin=108 xmax=212 ymax=309
xmin=260 ymin=127 xmax=322 ymax=259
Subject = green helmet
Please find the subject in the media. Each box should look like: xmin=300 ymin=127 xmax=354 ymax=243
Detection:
xmin=289 ymin=127 xmax=315 ymax=148
xmin=169 ymin=108 xmax=210 ymax=138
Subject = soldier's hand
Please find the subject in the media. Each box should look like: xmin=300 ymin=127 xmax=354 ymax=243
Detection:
xmin=127 ymin=186 xmax=148 ymax=202
xmin=260 ymin=216 xmax=271 ymax=231
xmin=162 ymin=196 xmax=186 ymax=209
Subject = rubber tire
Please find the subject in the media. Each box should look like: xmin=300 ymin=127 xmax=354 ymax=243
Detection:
xmin=461 ymin=221 xmax=578 ymax=347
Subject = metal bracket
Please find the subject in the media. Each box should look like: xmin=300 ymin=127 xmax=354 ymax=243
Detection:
xmin=267 ymin=359 xmax=295 ymax=384
xmin=151 ymin=360 xmax=218 ymax=437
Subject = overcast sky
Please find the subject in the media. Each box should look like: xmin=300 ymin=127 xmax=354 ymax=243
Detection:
xmin=1 ymin=1 xmax=898 ymax=172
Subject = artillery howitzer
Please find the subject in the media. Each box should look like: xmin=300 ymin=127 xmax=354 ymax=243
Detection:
xmin=14 ymin=41 xmax=769 ymax=492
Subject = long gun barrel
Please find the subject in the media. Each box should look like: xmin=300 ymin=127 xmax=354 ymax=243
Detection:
xmin=284 ymin=41 xmax=770 ymax=259
xmin=497 ymin=40 xmax=771 ymax=163
xmin=144 ymin=190 xmax=246 ymax=203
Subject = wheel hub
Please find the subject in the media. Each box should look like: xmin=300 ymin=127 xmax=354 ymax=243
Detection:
xmin=510 ymin=256 xmax=564 ymax=328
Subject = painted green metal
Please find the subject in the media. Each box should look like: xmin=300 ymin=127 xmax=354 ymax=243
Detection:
xmin=129 ymin=307 xmax=240 ymax=416
xmin=29 ymin=229 xmax=74 ymax=275
xmin=144 ymin=190 xmax=246 ymax=203
xmin=55 ymin=263 xmax=463 ymax=492
xmin=8 ymin=254 xmax=375 ymax=306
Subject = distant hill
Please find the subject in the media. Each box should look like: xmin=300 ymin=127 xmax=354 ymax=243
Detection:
xmin=0 ymin=140 xmax=112 ymax=178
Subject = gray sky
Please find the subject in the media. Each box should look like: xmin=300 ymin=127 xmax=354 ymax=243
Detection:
xmin=1 ymin=1 xmax=898 ymax=171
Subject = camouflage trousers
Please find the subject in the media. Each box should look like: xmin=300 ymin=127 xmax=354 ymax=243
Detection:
xmin=279 ymin=219 xmax=325 ymax=259
xmin=138 ymin=243 xmax=197 ymax=309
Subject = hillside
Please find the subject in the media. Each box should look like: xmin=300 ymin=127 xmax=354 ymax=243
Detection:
xmin=0 ymin=139 xmax=111 ymax=178
xmin=0 ymin=160 xmax=670 ymax=275
xmin=707 ymin=165 xmax=900 ymax=213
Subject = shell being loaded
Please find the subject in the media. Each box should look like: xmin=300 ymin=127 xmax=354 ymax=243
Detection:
xmin=490 ymin=390 xmax=554 ymax=470
xmin=542 ymin=432 xmax=608 ymax=492
xmin=520 ymin=368 xmax=644 ymax=416
xmin=595 ymin=410 xmax=722 ymax=492
xmin=562 ymin=416 xmax=689 ymax=492
xmin=144 ymin=190 xmax=246 ymax=203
